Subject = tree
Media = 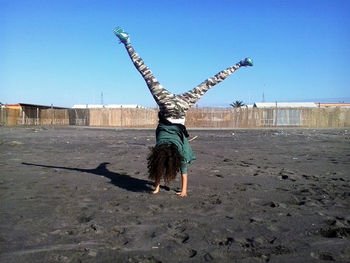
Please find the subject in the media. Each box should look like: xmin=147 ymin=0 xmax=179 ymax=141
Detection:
xmin=230 ymin=100 xmax=245 ymax=108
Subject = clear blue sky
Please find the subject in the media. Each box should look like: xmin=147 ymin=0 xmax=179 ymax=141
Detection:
xmin=1 ymin=0 xmax=349 ymax=108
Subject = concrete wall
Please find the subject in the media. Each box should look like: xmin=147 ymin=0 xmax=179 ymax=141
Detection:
xmin=1 ymin=107 xmax=350 ymax=128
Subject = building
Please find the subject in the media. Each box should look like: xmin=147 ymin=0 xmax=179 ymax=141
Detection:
xmin=2 ymin=103 xmax=67 ymax=125
xmin=253 ymin=102 xmax=317 ymax=108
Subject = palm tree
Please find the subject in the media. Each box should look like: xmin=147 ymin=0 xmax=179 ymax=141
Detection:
xmin=230 ymin=100 xmax=245 ymax=108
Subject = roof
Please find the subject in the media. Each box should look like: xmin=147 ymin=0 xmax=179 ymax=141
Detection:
xmin=105 ymin=104 xmax=143 ymax=108
xmin=72 ymin=104 xmax=144 ymax=109
xmin=316 ymin=103 xmax=350 ymax=108
xmin=253 ymin=102 xmax=317 ymax=108
xmin=72 ymin=104 xmax=104 ymax=109
xmin=5 ymin=103 xmax=67 ymax=109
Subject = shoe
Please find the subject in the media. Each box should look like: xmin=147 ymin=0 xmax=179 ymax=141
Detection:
xmin=113 ymin=27 xmax=130 ymax=44
xmin=240 ymin=57 xmax=253 ymax=67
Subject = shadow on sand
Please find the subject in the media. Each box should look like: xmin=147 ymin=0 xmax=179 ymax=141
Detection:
xmin=22 ymin=162 xmax=155 ymax=193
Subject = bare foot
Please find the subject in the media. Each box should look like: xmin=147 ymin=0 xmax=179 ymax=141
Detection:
xmin=152 ymin=184 xmax=160 ymax=194
xmin=176 ymin=192 xmax=187 ymax=197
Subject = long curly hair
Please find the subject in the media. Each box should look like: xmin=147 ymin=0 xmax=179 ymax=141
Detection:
xmin=147 ymin=143 xmax=182 ymax=185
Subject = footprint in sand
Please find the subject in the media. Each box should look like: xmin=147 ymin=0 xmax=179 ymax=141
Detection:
xmin=319 ymin=227 xmax=350 ymax=238
xmin=188 ymin=249 xmax=197 ymax=258
xmin=173 ymin=232 xmax=190 ymax=244
xmin=250 ymin=199 xmax=286 ymax=209
xmin=165 ymin=221 xmax=197 ymax=258
xmin=203 ymin=252 xmax=214 ymax=261
xmin=239 ymin=237 xmax=293 ymax=261
xmin=77 ymin=214 xmax=93 ymax=223
xmin=126 ymin=255 xmax=162 ymax=263
xmin=240 ymin=237 xmax=260 ymax=249
xmin=311 ymin=251 xmax=335 ymax=261
xmin=167 ymin=220 xmax=190 ymax=244
xmin=147 ymin=204 xmax=165 ymax=215
xmin=249 ymin=217 xmax=264 ymax=224
xmin=218 ymin=237 xmax=234 ymax=246
xmin=237 ymin=160 xmax=253 ymax=167
xmin=278 ymin=168 xmax=297 ymax=181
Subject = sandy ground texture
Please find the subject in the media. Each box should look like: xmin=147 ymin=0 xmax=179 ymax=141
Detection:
xmin=0 ymin=126 xmax=349 ymax=263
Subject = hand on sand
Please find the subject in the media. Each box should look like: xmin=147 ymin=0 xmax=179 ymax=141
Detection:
xmin=176 ymin=192 xmax=187 ymax=197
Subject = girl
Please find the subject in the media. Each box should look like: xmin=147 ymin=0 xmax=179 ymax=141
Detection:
xmin=114 ymin=27 xmax=253 ymax=197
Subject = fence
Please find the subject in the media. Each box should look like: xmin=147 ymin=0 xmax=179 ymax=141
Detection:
xmin=89 ymin=108 xmax=158 ymax=127
xmin=1 ymin=107 xmax=350 ymax=128
xmin=185 ymin=107 xmax=350 ymax=128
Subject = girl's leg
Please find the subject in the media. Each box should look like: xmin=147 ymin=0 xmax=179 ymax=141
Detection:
xmin=114 ymin=27 xmax=175 ymax=109
xmin=124 ymin=43 xmax=184 ymax=117
xmin=176 ymin=173 xmax=188 ymax=197
xmin=124 ymin=44 xmax=172 ymax=103
xmin=179 ymin=58 xmax=253 ymax=107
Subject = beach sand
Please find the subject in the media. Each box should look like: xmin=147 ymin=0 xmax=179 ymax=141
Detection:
xmin=0 ymin=126 xmax=349 ymax=262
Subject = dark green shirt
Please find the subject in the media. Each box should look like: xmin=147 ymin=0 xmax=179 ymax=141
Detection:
xmin=156 ymin=123 xmax=196 ymax=174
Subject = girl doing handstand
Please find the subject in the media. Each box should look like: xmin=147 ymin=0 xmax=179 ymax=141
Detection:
xmin=114 ymin=27 xmax=253 ymax=197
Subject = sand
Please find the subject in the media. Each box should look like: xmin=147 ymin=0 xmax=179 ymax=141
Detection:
xmin=0 ymin=126 xmax=349 ymax=262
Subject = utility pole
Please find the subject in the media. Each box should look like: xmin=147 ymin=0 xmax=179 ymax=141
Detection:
xmin=101 ymin=92 xmax=104 ymax=106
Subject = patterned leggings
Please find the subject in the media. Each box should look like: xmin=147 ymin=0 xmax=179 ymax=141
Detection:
xmin=124 ymin=43 xmax=244 ymax=120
